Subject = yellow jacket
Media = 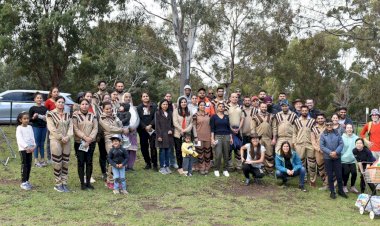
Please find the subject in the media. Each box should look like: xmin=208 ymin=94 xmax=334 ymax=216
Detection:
xmin=181 ymin=142 xmax=198 ymax=157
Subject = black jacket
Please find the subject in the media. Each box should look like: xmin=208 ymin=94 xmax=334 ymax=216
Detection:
xmin=137 ymin=102 xmax=157 ymax=130
xmin=108 ymin=147 xmax=129 ymax=167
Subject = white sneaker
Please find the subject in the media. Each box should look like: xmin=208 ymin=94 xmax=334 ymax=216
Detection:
xmin=350 ymin=186 xmax=359 ymax=194
xmin=165 ymin=167 xmax=172 ymax=174
xmin=159 ymin=167 xmax=168 ymax=175
xmin=20 ymin=182 xmax=31 ymax=190
xmin=223 ymin=171 xmax=230 ymax=177
xmin=343 ymin=186 xmax=348 ymax=193
xmin=214 ymin=171 xmax=220 ymax=177
xmin=90 ymin=177 xmax=96 ymax=183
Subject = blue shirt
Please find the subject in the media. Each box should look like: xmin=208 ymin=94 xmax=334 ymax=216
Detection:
xmin=210 ymin=114 xmax=231 ymax=135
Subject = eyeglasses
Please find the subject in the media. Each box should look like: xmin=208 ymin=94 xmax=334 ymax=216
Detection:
xmin=326 ymin=123 xmax=333 ymax=126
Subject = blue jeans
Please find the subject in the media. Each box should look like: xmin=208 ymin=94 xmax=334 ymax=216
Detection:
xmin=182 ymin=156 xmax=194 ymax=174
xmin=112 ymin=166 xmax=126 ymax=190
xmin=276 ymin=167 xmax=306 ymax=187
xmin=32 ymin=127 xmax=47 ymax=159
xmin=159 ymin=148 xmax=170 ymax=168
xmin=169 ymin=147 xmax=176 ymax=166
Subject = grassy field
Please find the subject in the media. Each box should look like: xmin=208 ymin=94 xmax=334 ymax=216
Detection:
xmin=0 ymin=125 xmax=376 ymax=225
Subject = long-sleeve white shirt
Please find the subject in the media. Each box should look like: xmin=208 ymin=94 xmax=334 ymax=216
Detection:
xmin=16 ymin=125 xmax=36 ymax=151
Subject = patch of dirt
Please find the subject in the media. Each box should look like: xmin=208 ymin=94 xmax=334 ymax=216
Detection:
xmin=0 ymin=178 xmax=19 ymax=185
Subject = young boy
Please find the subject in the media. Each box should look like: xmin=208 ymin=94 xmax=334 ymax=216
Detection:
xmin=117 ymin=103 xmax=131 ymax=149
xmin=181 ymin=133 xmax=198 ymax=176
xmin=107 ymin=134 xmax=129 ymax=194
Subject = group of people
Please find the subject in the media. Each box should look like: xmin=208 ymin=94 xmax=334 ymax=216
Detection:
xmin=15 ymin=81 xmax=380 ymax=199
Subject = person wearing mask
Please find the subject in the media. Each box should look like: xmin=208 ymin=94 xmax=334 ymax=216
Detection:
xmin=341 ymin=124 xmax=359 ymax=194
xmin=155 ymin=99 xmax=175 ymax=175
xmin=193 ymin=101 xmax=212 ymax=175
xmin=360 ymin=108 xmax=380 ymax=160
xmin=136 ymin=93 xmax=158 ymax=170
xmin=293 ymin=105 xmax=316 ymax=187
xmin=210 ymin=102 xmax=233 ymax=177
xmin=93 ymin=80 xmax=108 ymax=106
xmin=311 ymin=113 xmax=328 ymax=190
xmin=46 ymin=96 xmax=73 ymax=193
xmin=173 ymin=97 xmax=193 ymax=174
xmin=240 ymin=133 xmax=265 ymax=185
xmin=320 ymin=119 xmax=347 ymax=199
xmin=275 ymin=141 xmax=307 ymax=192
xmin=251 ymin=102 xmax=277 ymax=174
xmin=72 ymin=98 xmax=98 ymax=190
xmin=29 ymin=92 xmax=48 ymax=167
xmin=274 ymin=101 xmax=297 ymax=154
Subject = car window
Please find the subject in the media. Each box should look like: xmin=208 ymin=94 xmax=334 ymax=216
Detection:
xmin=23 ymin=92 xmax=35 ymax=102
xmin=1 ymin=92 xmax=24 ymax=101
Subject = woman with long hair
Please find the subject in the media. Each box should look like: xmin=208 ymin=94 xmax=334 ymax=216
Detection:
xmin=193 ymin=101 xmax=212 ymax=175
xmin=29 ymin=92 xmax=48 ymax=167
xmin=240 ymin=133 xmax=265 ymax=185
xmin=155 ymin=99 xmax=175 ymax=175
xmin=275 ymin=141 xmax=307 ymax=192
xmin=72 ymin=98 xmax=98 ymax=190
xmin=173 ymin=97 xmax=193 ymax=174
xmin=46 ymin=96 xmax=73 ymax=192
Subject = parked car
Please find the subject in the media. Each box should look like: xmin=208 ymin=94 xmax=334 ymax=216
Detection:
xmin=0 ymin=90 xmax=74 ymax=124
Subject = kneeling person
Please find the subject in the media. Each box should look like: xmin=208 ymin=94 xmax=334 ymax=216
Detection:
xmin=275 ymin=141 xmax=307 ymax=192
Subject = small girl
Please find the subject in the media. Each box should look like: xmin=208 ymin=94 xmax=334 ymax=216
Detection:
xmin=117 ymin=103 xmax=131 ymax=149
xmin=16 ymin=112 xmax=36 ymax=190
xmin=181 ymin=133 xmax=198 ymax=176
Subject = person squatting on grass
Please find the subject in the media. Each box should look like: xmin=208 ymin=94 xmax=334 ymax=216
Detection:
xmin=16 ymin=112 xmax=36 ymax=191
xmin=240 ymin=133 xmax=265 ymax=186
xmin=28 ymin=92 xmax=48 ymax=167
xmin=46 ymin=96 xmax=73 ymax=193
xmin=107 ymin=135 xmax=129 ymax=195
xmin=320 ymin=119 xmax=347 ymax=199
xmin=275 ymin=141 xmax=307 ymax=192
xmin=72 ymin=98 xmax=98 ymax=190
xmin=181 ymin=133 xmax=198 ymax=176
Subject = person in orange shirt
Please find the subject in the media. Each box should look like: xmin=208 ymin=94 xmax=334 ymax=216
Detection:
xmin=197 ymin=88 xmax=215 ymax=116
xmin=360 ymin=108 xmax=380 ymax=160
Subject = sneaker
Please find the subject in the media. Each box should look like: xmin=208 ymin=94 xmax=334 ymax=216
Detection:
xmin=81 ymin=184 xmax=88 ymax=190
xmin=107 ymin=182 xmax=114 ymax=190
xmin=188 ymin=173 xmax=193 ymax=177
xmin=113 ymin=190 xmax=120 ymax=194
xmin=200 ymin=170 xmax=206 ymax=175
xmin=86 ymin=183 xmax=95 ymax=190
xmin=177 ymin=168 xmax=184 ymax=175
xmin=338 ymin=191 xmax=348 ymax=198
xmin=318 ymin=186 xmax=328 ymax=191
xmin=120 ymin=190 xmax=129 ymax=195
xmin=171 ymin=163 xmax=179 ymax=169
xmin=299 ymin=185 xmax=307 ymax=192
xmin=90 ymin=177 xmax=96 ymax=183
xmin=47 ymin=159 xmax=53 ymax=165
xmin=62 ymin=184 xmax=70 ymax=193
xmin=54 ymin=185 xmax=65 ymax=192
xmin=25 ymin=181 xmax=33 ymax=189
xmin=245 ymin=178 xmax=250 ymax=186
xmin=165 ymin=167 xmax=172 ymax=174
xmin=144 ymin=165 xmax=151 ymax=170
xmin=223 ymin=171 xmax=230 ymax=177
xmin=330 ymin=192 xmax=336 ymax=199
xmin=343 ymin=186 xmax=348 ymax=193
xmin=35 ymin=162 xmax=42 ymax=167
xmin=159 ymin=167 xmax=168 ymax=175
xmin=214 ymin=171 xmax=220 ymax=177
xmin=153 ymin=166 xmax=159 ymax=172
xmin=182 ymin=171 xmax=188 ymax=176
xmin=20 ymin=182 xmax=31 ymax=190
xmin=40 ymin=161 xmax=47 ymax=167
xmin=350 ymin=186 xmax=359 ymax=194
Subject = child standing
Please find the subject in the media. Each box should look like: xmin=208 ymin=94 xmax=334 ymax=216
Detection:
xmin=181 ymin=133 xmax=198 ymax=176
xmin=107 ymin=135 xmax=129 ymax=194
xmin=16 ymin=112 xmax=36 ymax=190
